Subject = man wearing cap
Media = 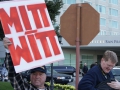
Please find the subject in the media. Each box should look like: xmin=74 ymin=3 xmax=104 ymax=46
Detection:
xmin=5 ymin=51 xmax=50 ymax=90
xmin=0 ymin=0 xmax=50 ymax=89
xmin=3 ymin=37 xmax=50 ymax=89
xmin=4 ymin=39 xmax=50 ymax=90
xmin=30 ymin=66 xmax=49 ymax=90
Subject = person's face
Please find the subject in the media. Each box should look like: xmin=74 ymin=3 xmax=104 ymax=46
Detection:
xmin=101 ymin=58 xmax=115 ymax=73
xmin=30 ymin=71 xmax=46 ymax=88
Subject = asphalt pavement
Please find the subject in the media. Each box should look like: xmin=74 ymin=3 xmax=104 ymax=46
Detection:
xmin=68 ymin=74 xmax=82 ymax=86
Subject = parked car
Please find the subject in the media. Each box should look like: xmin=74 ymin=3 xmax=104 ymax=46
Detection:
xmin=111 ymin=66 xmax=120 ymax=81
xmin=21 ymin=67 xmax=73 ymax=84
xmin=0 ymin=67 xmax=8 ymax=81
xmin=46 ymin=66 xmax=76 ymax=76
xmin=46 ymin=67 xmax=73 ymax=84
xmin=0 ymin=73 xmax=2 ymax=81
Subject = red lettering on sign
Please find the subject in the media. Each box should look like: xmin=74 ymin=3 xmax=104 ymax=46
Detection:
xmin=47 ymin=31 xmax=61 ymax=55
xmin=27 ymin=3 xmax=50 ymax=28
xmin=19 ymin=6 xmax=32 ymax=30
xmin=0 ymin=3 xmax=50 ymax=34
xmin=27 ymin=34 xmax=42 ymax=60
xmin=36 ymin=32 xmax=52 ymax=57
xmin=35 ymin=30 xmax=60 ymax=57
xmin=25 ymin=30 xmax=37 ymax=34
xmin=9 ymin=37 xmax=33 ymax=66
xmin=0 ymin=7 xmax=23 ymax=34
xmin=0 ymin=3 xmax=60 ymax=67
xmin=9 ymin=30 xmax=60 ymax=66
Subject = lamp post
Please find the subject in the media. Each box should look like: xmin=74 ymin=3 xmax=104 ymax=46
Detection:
xmin=50 ymin=35 xmax=62 ymax=90
xmin=58 ymin=35 xmax=62 ymax=44
xmin=50 ymin=63 xmax=54 ymax=90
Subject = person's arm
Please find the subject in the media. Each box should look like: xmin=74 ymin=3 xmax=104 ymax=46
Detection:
xmin=3 ymin=37 xmax=30 ymax=90
xmin=78 ymin=70 xmax=98 ymax=90
xmin=3 ymin=37 xmax=12 ymax=49
xmin=107 ymin=81 xmax=120 ymax=90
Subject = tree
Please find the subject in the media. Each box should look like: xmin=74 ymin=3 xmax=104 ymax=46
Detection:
xmin=45 ymin=0 xmax=63 ymax=36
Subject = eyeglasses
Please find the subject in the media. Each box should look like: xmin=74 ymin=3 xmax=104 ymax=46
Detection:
xmin=106 ymin=64 xmax=115 ymax=69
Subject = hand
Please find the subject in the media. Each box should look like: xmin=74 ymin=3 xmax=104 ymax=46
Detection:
xmin=3 ymin=37 xmax=12 ymax=49
xmin=107 ymin=80 xmax=120 ymax=89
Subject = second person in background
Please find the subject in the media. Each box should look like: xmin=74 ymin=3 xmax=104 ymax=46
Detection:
xmin=78 ymin=50 xmax=118 ymax=90
xmin=82 ymin=63 xmax=88 ymax=76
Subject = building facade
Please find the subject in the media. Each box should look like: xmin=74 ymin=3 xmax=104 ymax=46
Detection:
xmin=0 ymin=0 xmax=120 ymax=68
xmin=54 ymin=0 xmax=120 ymax=68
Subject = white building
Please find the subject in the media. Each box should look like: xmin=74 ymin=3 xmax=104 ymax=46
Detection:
xmin=0 ymin=0 xmax=120 ymax=68
xmin=53 ymin=0 xmax=120 ymax=68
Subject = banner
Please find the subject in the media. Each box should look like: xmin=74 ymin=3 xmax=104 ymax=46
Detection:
xmin=0 ymin=0 xmax=64 ymax=73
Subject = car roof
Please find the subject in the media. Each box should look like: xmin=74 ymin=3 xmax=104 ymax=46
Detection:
xmin=113 ymin=66 xmax=120 ymax=69
xmin=46 ymin=66 xmax=75 ymax=68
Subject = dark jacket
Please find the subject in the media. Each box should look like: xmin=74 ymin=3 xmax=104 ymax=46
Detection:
xmin=78 ymin=65 xmax=114 ymax=90
xmin=82 ymin=65 xmax=88 ymax=74
xmin=90 ymin=63 xmax=96 ymax=69
xmin=0 ymin=21 xmax=5 ymax=40
xmin=0 ymin=0 xmax=11 ymax=40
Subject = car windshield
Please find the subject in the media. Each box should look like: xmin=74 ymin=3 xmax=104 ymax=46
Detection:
xmin=0 ymin=67 xmax=2 ymax=70
xmin=0 ymin=67 xmax=8 ymax=75
xmin=46 ymin=67 xmax=58 ymax=74
xmin=112 ymin=69 xmax=120 ymax=75
xmin=0 ymin=67 xmax=2 ymax=73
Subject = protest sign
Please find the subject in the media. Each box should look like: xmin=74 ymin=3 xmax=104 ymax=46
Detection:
xmin=0 ymin=0 xmax=64 ymax=73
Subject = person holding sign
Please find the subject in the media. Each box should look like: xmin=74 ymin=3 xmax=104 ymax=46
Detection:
xmin=3 ymin=37 xmax=50 ymax=90
xmin=0 ymin=0 xmax=64 ymax=89
xmin=0 ymin=0 xmax=64 ymax=73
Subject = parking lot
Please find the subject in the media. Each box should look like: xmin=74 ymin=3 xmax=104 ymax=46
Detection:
xmin=68 ymin=74 xmax=82 ymax=86
xmin=1 ymin=71 xmax=82 ymax=87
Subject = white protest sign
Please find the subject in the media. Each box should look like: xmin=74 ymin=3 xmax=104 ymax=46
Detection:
xmin=0 ymin=0 xmax=64 ymax=73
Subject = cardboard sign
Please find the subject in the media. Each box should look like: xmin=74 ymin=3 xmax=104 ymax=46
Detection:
xmin=0 ymin=0 xmax=64 ymax=73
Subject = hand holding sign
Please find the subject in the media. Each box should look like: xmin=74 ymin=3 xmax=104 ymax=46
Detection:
xmin=3 ymin=37 xmax=12 ymax=49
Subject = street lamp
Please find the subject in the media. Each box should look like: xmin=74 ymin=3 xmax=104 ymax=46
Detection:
xmin=58 ymin=35 xmax=62 ymax=44
xmin=50 ymin=63 xmax=54 ymax=90
xmin=50 ymin=34 xmax=62 ymax=90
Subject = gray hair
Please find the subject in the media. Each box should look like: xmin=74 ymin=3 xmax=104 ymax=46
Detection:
xmin=103 ymin=50 xmax=118 ymax=64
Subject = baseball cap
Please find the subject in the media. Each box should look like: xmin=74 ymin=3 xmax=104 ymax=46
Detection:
xmin=30 ymin=66 xmax=46 ymax=74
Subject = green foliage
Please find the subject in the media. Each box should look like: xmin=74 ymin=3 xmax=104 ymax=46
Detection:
xmin=45 ymin=0 xmax=63 ymax=36
xmin=0 ymin=82 xmax=14 ymax=90
xmin=0 ymin=81 xmax=75 ymax=90
xmin=45 ymin=0 xmax=63 ymax=23
xmin=46 ymin=82 xmax=75 ymax=90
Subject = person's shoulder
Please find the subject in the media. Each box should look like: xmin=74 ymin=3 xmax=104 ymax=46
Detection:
xmin=90 ymin=63 xmax=95 ymax=68
xmin=44 ymin=84 xmax=50 ymax=90
xmin=90 ymin=65 xmax=98 ymax=69
xmin=109 ymin=70 xmax=114 ymax=76
xmin=88 ymin=65 xmax=99 ymax=73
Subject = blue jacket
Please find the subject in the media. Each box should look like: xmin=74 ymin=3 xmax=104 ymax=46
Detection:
xmin=78 ymin=65 xmax=114 ymax=90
